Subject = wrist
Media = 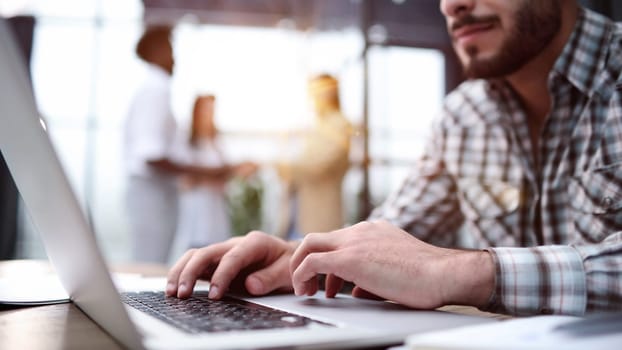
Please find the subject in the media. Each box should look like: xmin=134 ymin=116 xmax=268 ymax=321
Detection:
xmin=442 ymin=250 xmax=495 ymax=308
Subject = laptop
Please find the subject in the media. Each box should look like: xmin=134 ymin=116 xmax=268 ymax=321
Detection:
xmin=0 ymin=18 xmax=494 ymax=350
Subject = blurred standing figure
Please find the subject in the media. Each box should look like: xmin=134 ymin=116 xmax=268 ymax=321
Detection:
xmin=124 ymin=26 xmax=178 ymax=263
xmin=276 ymin=74 xmax=352 ymax=238
xmin=125 ymin=27 xmax=243 ymax=263
xmin=173 ymin=95 xmax=231 ymax=252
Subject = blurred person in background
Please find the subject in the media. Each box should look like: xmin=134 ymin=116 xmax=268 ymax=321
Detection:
xmin=275 ymin=74 xmax=353 ymax=239
xmin=124 ymin=26 xmax=255 ymax=263
xmin=170 ymin=95 xmax=232 ymax=260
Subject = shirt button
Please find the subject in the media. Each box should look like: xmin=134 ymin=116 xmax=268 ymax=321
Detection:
xmin=602 ymin=197 xmax=614 ymax=209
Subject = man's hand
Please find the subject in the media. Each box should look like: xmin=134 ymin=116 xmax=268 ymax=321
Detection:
xmin=166 ymin=231 xmax=297 ymax=299
xmin=289 ymin=220 xmax=495 ymax=309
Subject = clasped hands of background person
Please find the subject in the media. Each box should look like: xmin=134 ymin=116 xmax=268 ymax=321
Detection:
xmin=232 ymin=161 xmax=258 ymax=178
xmin=166 ymin=220 xmax=494 ymax=309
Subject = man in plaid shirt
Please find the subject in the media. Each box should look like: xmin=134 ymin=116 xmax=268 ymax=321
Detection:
xmin=166 ymin=0 xmax=622 ymax=316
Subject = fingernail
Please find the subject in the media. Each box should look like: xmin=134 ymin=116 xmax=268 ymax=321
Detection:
xmin=166 ymin=283 xmax=176 ymax=296
xmin=178 ymin=283 xmax=189 ymax=297
xmin=208 ymin=285 xmax=219 ymax=299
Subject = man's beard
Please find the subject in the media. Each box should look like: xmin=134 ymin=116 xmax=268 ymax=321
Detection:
xmin=455 ymin=0 xmax=562 ymax=79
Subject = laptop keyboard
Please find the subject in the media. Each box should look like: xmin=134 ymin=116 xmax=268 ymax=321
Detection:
xmin=121 ymin=291 xmax=329 ymax=334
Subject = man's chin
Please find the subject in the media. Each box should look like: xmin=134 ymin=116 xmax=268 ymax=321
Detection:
xmin=461 ymin=55 xmax=520 ymax=80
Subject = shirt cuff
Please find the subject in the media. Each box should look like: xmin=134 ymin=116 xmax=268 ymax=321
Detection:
xmin=483 ymin=246 xmax=587 ymax=316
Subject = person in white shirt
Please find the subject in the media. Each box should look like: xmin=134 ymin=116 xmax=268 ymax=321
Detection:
xmin=172 ymin=95 xmax=231 ymax=257
xmin=124 ymin=26 xmax=255 ymax=263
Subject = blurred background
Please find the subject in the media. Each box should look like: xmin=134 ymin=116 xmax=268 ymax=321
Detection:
xmin=1 ymin=0 xmax=620 ymax=264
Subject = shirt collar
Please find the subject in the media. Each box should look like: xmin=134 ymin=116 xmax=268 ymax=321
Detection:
xmin=552 ymin=7 xmax=620 ymax=99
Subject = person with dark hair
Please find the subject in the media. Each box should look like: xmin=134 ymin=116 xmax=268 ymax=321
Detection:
xmin=166 ymin=0 xmax=622 ymax=316
xmin=124 ymin=26 xmax=255 ymax=263
xmin=134 ymin=26 xmax=175 ymax=75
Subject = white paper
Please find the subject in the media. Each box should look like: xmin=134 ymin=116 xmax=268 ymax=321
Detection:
xmin=0 ymin=274 xmax=69 ymax=304
xmin=406 ymin=314 xmax=622 ymax=350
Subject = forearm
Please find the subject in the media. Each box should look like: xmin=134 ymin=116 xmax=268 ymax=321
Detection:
xmin=148 ymin=158 xmax=231 ymax=179
xmin=185 ymin=164 xmax=231 ymax=178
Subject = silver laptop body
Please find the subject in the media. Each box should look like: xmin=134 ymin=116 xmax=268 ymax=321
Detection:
xmin=0 ymin=18 xmax=493 ymax=350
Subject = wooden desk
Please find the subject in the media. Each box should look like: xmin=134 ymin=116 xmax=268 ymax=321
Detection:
xmin=0 ymin=260 xmax=506 ymax=350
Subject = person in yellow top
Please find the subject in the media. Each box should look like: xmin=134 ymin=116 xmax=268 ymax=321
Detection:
xmin=276 ymin=74 xmax=353 ymax=238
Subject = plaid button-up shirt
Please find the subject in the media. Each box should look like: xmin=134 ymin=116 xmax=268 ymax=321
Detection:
xmin=369 ymin=8 xmax=622 ymax=316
